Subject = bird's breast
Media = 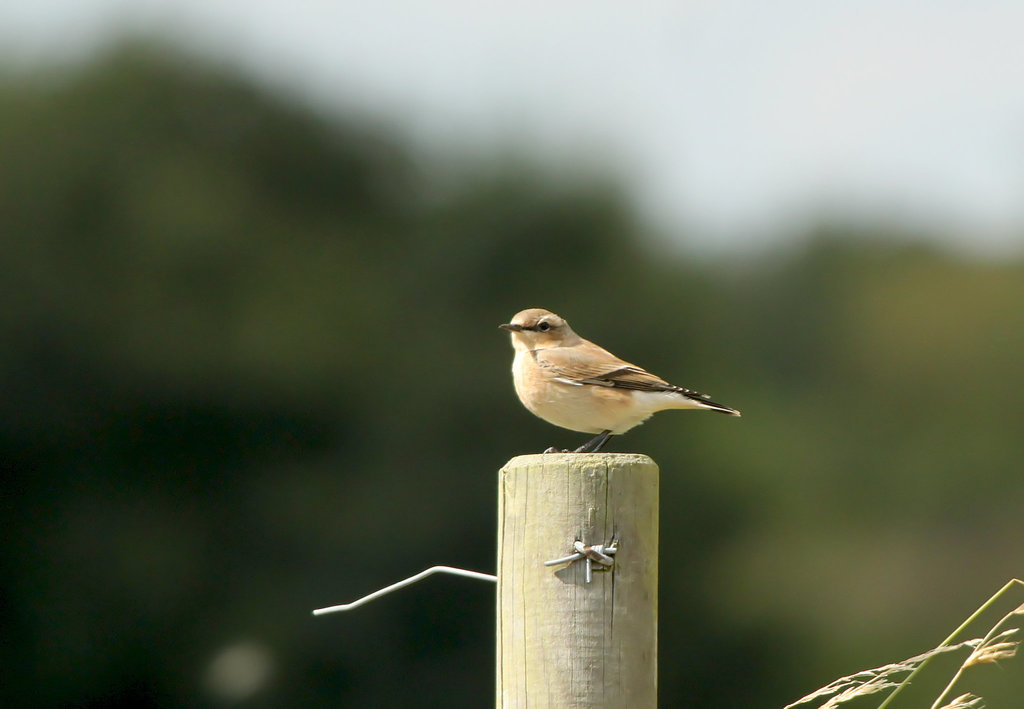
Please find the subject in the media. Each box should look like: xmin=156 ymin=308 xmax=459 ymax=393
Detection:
xmin=511 ymin=350 xmax=662 ymax=434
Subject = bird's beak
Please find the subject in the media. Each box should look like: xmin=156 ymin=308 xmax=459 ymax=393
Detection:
xmin=499 ymin=323 xmax=523 ymax=332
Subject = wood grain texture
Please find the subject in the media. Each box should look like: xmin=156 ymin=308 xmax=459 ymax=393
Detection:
xmin=497 ymin=453 xmax=659 ymax=708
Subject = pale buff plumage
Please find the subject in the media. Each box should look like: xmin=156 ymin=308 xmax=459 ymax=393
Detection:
xmin=500 ymin=308 xmax=739 ymax=452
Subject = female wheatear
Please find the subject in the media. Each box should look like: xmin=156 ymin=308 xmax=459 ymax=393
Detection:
xmin=500 ymin=308 xmax=740 ymax=452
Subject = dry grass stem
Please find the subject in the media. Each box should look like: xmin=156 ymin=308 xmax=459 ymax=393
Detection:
xmin=787 ymin=578 xmax=1024 ymax=709
xmin=935 ymin=693 xmax=983 ymax=709
xmin=963 ymin=629 xmax=1019 ymax=668
xmin=932 ymin=597 xmax=1024 ymax=708
xmin=783 ymin=641 xmax=979 ymax=709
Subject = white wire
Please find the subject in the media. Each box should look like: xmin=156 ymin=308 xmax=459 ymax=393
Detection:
xmin=312 ymin=566 xmax=497 ymax=615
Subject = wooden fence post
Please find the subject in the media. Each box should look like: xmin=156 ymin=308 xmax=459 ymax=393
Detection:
xmin=496 ymin=452 xmax=659 ymax=708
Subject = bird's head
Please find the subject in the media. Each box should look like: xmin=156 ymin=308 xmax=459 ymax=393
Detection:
xmin=499 ymin=308 xmax=578 ymax=351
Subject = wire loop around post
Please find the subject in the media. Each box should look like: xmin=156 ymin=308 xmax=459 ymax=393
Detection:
xmin=543 ymin=539 xmax=618 ymax=583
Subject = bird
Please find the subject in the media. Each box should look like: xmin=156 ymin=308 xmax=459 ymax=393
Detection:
xmin=499 ymin=308 xmax=740 ymax=452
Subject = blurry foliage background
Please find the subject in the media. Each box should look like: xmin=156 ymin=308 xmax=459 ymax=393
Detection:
xmin=2 ymin=44 xmax=1023 ymax=708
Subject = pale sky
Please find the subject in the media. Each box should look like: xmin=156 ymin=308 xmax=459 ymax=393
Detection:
xmin=3 ymin=1 xmax=1024 ymax=255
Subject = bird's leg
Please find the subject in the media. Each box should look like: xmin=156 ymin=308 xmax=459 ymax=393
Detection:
xmin=573 ymin=430 xmax=613 ymax=453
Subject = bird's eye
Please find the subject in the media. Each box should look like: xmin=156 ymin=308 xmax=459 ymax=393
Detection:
xmin=537 ymin=321 xmax=551 ymax=332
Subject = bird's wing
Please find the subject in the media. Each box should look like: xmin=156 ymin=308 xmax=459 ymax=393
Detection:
xmin=533 ymin=341 xmax=715 ymax=400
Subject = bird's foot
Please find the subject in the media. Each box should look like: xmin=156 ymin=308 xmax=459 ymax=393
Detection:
xmin=543 ymin=446 xmax=571 ymax=453
xmin=573 ymin=430 xmax=614 ymax=453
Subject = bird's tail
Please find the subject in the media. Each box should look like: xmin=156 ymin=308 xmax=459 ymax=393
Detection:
xmin=697 ymin=399 xmax=742 ymax=416
xmin=677 ymin=388 xmax=741 ymax=416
